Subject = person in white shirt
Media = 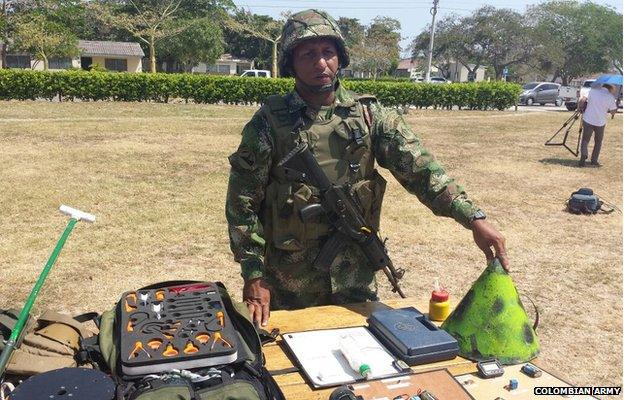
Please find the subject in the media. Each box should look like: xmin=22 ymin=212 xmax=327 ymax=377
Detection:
xmin=579 ymin=84 xmax=618 ymax=167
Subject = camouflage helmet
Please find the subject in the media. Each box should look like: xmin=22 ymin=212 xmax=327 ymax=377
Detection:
xmin=279 ymin=9 xmax=350 ymax=77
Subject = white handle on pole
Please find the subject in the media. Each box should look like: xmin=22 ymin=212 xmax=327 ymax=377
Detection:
xmin=59 ymin=205 xmax=96 ymax=223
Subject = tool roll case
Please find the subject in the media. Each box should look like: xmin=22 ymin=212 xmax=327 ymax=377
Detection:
xmin=91 ymin=281 xmax=284 ymax=400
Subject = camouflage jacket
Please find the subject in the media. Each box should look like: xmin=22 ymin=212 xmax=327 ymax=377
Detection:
xmin=226 ymin=82 xmax=481 ymax=282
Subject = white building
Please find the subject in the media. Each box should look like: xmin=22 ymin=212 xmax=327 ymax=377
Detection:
xmin=448 ymin=62 xmax=486 ymax=82
xmin=0 ymin=40 xmax=145 ymax=72
xmin=395 ymin=58 xmax=424 ymax=80
xmin=192 ymin=54 xmax=254 ymax=75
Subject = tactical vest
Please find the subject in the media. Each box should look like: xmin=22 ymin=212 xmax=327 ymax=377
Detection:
xmin=261 ymin=92 xmax=387 ymax=259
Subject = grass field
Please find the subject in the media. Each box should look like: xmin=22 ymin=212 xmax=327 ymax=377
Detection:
xmin=0 ymin=101 xmax=621 ymax=395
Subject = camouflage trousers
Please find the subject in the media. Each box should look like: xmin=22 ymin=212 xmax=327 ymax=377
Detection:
xmin=264 ymin=241 xmax=379 ymax=310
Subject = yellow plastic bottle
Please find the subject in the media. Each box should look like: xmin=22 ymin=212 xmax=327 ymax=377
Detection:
xmin=429 ymin=278 xmax=451 ymax=322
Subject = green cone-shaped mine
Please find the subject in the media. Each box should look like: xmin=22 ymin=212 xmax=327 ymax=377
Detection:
xmin=441 ymin=258 xmax=540 ymax=364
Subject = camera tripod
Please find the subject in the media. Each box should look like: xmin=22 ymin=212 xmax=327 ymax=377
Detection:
xmin=544 ymin=110 xmax=583 ymax=156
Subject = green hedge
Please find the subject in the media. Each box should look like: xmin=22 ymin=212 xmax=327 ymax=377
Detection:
xmin=0 ymin=69 xmax=521 ymax=110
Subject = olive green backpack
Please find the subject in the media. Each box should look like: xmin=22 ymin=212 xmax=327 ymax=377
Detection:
xmin=89 ymin=281 xmax=284 ymax=400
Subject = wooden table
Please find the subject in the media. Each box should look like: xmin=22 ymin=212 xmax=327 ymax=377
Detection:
xmin=264 ymin=297 xmax=480 ymax=400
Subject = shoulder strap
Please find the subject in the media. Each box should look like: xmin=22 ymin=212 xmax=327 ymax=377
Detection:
xmin=598 ymin=201 xmax=615 ymax=214
xmin=355 ymin=93 xmax=377 ymax=131
xmin=217 ymin=281 xmax=286 ymax=400
xmin=265 ymin=94 xmax=294 ymax=129
xmin=0 ymin=309 xmax=20 ymax=333
xmin=352 ymin=92 xmax=378 ymax=104
xmin=0 ymin=309 xmax=33 ymax=350
xmin=266 ymin=94 xmax=288 ymax=111
xmin=37 ymin=310 xmax=92 ymax=338
xmin=216 ymin=282 xmax=262 ymax=362
xmin=263 ymin=94 xmax=305 ymax=165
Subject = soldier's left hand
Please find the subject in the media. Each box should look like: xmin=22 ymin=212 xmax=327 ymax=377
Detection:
xmin=471 ymin=219 xmax=509 ymax=271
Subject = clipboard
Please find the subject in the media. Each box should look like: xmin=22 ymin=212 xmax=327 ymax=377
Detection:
xmin=281 ymin=326 xmax=408 ymax=388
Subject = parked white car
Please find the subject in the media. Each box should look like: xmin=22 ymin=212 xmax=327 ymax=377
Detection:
xmin=239 ymin=69 xmax=271 ymax=78
xmin=559 ymin=79 xmax=594 ymax=111
xmin=412 ymin=76 xmax=451 ymax=84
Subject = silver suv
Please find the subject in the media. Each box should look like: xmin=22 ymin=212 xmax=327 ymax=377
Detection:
xmin=519 ymin=82 xmax=563 ymax=106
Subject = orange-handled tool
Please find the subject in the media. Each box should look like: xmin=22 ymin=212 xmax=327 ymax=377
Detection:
xmin=125 ymin=293 xmax=137 ymax=312
xmin=210 ymin=331 xmax=232 ymax=350
xmin=184 ymin=341 xmax=199 ymax=354
xmin=147 ymin=339 xmax=162 ymax=350
xmin=129 ymin=341 xmax=150 ymax=359
xmin=163 ymin=343 xmax=178 ymax=357
xmin=196 ymin=333 xmax=210 ymax=344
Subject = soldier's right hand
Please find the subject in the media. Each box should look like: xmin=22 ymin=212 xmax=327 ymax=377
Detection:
xmin=243 ymin=278 xmax=271 ymax=327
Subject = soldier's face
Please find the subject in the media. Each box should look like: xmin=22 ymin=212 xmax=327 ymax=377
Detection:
xmin=292 ymin=38 xmax=339 ymax=87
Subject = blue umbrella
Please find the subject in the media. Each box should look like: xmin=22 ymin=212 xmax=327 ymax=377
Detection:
xmin=593 ymin=74 xmax=623 ymax=86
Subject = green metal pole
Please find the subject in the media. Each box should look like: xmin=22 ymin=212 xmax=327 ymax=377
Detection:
xmin=0 ymin=218 xmax=78 ymax=378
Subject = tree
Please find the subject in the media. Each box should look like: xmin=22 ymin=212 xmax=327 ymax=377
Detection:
xmin=600 ymin=5 xmax=622 ymax=74
xmin=413 ymin=7 xmax=541 ymax=81
xmin=1 ymin=0 xmax=12 ymax=68
xmin=337 ymin=17 xmax=364 ymax=48
xmin=449 ymin=6 xmax=535 ymax=80
xmin=469 ymin=7 xmax=534 ymax=79
xmin=350 ymin=17 xmax=401 ymax=78
xmin=12 ymin=13 xmax=78 ymax=70
xmin=223 ymin=10 xmax=282 ymax=77
xmin=1 ymin=0 xmax=31 ymax=68
xmin=223 ymin=12 xmax=278 ymax=72
xmin=92 ymin=0 xmax=189 ymax=73
xmin=410 ymin=15 xmax=462 ymax=79
xmin=528 ymin=1 xmax=621 ymax=84
xmin=42 ymin=0 xmax=99 ymax=40
xmin=156 ymin=0 xmax=231 ymax=72
xmin=156 ymin=18 xmax=223 ymax=72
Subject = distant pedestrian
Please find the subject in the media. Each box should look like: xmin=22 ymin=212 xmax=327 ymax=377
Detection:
xmin=579 ymin=84 xmax=618 ymax=167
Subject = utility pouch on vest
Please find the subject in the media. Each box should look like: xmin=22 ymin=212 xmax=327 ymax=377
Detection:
xmin=349 ymin=170 xmax=387 ymax=231
xmin=265 ymin=181 xmax=329 ymax=251
xmin=0 ymin=309 xmax=96 ymax=377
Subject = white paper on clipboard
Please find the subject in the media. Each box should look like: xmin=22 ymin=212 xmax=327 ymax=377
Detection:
xmin=282 ymin=326 xmax=402 ymax=388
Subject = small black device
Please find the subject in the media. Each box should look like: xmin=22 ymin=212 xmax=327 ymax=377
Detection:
xmin=329 ymin=386 xmax=363 ymax=400
xmin=419 ymin=391 xmax=439 ymax=400
xmin=476 ymin=359 xmax=504 ymax=378
xmin=521 ymin=363 xmax=542 ymax=378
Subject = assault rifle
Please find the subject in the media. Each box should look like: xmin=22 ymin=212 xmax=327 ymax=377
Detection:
xmin=278 ymin=141 xmax=406 ymax=298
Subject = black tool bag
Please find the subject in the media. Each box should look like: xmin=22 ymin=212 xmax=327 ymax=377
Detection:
xmin=84 ymin=281 xmax=284 ymax=400
xmin=566 ymin=188 xmax=612 ymax=214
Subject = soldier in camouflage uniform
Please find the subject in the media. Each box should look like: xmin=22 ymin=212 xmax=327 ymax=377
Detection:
xmin=226 ymin=9 xmax=509 ymax=326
